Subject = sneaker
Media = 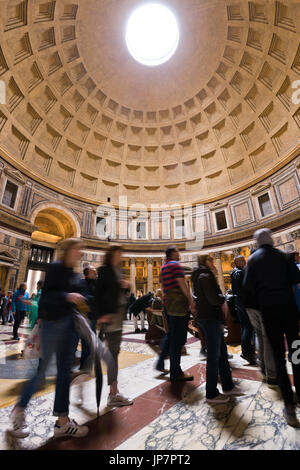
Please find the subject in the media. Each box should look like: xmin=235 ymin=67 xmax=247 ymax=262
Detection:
xmin=206 ymin=394 xmax=230 ymax=404
xmin=223 ymin=385 xmax=245 ymax=396
xmin=54 ymin=418 xmax=89 ymax=438
xmin=107 ymin=393 xmax=133 ymax=407
xmin=12 ymin=337 xmax=20 ymax=341
xmin=134 ymin=328 xmax=141 ymax=333
xmin=283 ymin=407 xmax=300 ymax=427
xmin=141 ymin=328 xmax=147 ymax=333
xmin=9 ymin=408 xmax=30 ymax=438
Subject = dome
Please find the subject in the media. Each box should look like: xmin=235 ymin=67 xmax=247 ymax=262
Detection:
xmin=0 ymin=0 xmax=299 ymax=208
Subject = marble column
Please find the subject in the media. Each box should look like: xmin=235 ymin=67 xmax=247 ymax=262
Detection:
xmin=3 ymin=266 xmax=12 ymax=293
xmin=232 ymin=247 xmax=241 ymax=259
xmin=130 ymin=257 xmax=136 ymax=295
xmin=214 ymin=252 xmax=225 ymax=293
xmin=147 ymin=258 xmax=153 ymax=293
xmin=16 ymin=240 xmax=31 ymax=287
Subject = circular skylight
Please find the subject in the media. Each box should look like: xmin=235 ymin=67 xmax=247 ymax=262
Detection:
xmin=125 ymin=3 xmax=179 ymax=66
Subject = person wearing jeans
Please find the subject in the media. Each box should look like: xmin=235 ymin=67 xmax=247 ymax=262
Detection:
xmin=9 ymin=238 xmax=89 ymax=439
xmin=159 ymin=246 xmax=196 ymax=382
xmin=192 ymin=254 xmax=244 ymax=404
xmin=11 ymin=283 xmax=29 ymax=340
xmin=166 ymin=312 xmax=189 ymax=379
xmin=18 ymin=315 xmax=79 ymax=413
xmin=198 ymin=318 xmax=234 ymax=399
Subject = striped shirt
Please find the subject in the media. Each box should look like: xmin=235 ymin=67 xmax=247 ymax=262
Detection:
xmin=160 ymin=260 xmax=185 ymax=293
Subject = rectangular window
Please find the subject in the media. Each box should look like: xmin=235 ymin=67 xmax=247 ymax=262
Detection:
xmin=215 ymin=210 xmax=227 ymax=231
xmin=2 ymin=181 xmax=18 ymax=209
xmin=96 ymin=217 xmax=107 ymax=238
xmin=175 ymin=219 xmax=185 ymax=238
xmin=258 ymin=193 xmax=273 ymax=217
xmin=136 ymin=221 xmax=146 ymax=239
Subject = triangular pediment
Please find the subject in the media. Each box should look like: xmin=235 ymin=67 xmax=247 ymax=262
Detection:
xmin=4 ymin=168 xmax=26 ymax=184
xmin=0 ymin=250 xmax=17 ymax=260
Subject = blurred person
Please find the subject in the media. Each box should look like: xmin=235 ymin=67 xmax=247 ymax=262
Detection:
xmin=127 ymin=292 xmax=136 ymax=320
xmin=95 ymin=245 xmax=133 ymax=407
xmin=8 ymin=238 xmax=89 ymax=439
xmin=192 ymin=254 xmax=244 ymax=404
xmin=131 ymin=292 xmax=153 ymax=333
xmin=25 ymin=281 xmax=43 ymax=330
xmin=231 ymin=256 xmax=256 ymax=365
xmin=243 ymin=229 xmax=300 ymax=427
xmin=159 ymin=246 xmax=195 ymax=382
xmin=78 ymin=266 xmax=97 ymax=371
xmin=11 ymin=283 xmax=29 ymax=340
xmin=288 ymin=252 xmax=300 ymax=313
xmin=1 ymin=291 xmax=13 ymax=325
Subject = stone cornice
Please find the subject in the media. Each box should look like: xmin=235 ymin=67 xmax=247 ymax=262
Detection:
xmin=0 ymin=209 xmax=37 ymax=235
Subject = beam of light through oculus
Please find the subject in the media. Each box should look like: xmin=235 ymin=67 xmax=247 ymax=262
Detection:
xmin=125 ymin=3 xmax=179 ymax=66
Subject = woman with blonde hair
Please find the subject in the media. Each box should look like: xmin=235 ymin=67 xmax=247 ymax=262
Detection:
xmin=9 ymin=238 xmax=89 ymax=439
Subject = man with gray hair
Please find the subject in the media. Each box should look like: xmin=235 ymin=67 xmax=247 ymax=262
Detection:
xmin=243 ymin=228 xmax=300 ymax=427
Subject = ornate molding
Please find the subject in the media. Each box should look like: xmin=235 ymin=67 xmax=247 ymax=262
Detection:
xmin=22 ymin=241 xmax=31 ymax=251
xmin=289 ymin=230 xmax=300 ymax=241
xmin=232 ymin=248 xmax=241 ymax=257
xmin=251 ymin=183 xmax=271 ymax=196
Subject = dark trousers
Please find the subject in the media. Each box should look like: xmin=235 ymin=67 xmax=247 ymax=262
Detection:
xmin=166 ymin=312 xmax=189 ymax=380
xmin=80 ymin=319 xmax=97 ymax=370
xmin=199 ymin=318 xmax=234 ymax=399
xmin=13 ymin=310 xmax=26 ymax=339
xmin=260 ymin=304 xmax=300 ymax=406
xmin=236 ymin=299 xmax=255 ymax=357
xmin=157 ymin=332 xmax=170 ymax=369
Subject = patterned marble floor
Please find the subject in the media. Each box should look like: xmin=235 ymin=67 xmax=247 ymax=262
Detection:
xmin=0 ymin=319 xmax=299 ymax=450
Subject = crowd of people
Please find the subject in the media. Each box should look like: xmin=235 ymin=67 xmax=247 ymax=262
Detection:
xmin=1 ymin=226 xmax=300 ymax=442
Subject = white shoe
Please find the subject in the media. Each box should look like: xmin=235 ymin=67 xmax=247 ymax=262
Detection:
xmin=223 ymin=385 xmax=245 ymax=396
xmin=206 ymin=394 xmax=230 ymax=404
xmin=54 ymin=419 xmax=89 ymax=438
xmin=107 ymin=393 xmax=133 ymax=407
xmin=9 ymin=408 xmax=30 ymax=438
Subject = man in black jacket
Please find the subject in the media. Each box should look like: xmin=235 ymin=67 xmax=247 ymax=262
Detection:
xmin=243 ymin=228 xmax=300 ymax=427
xmin=230 ymin=256 xmax=256 ymax=365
